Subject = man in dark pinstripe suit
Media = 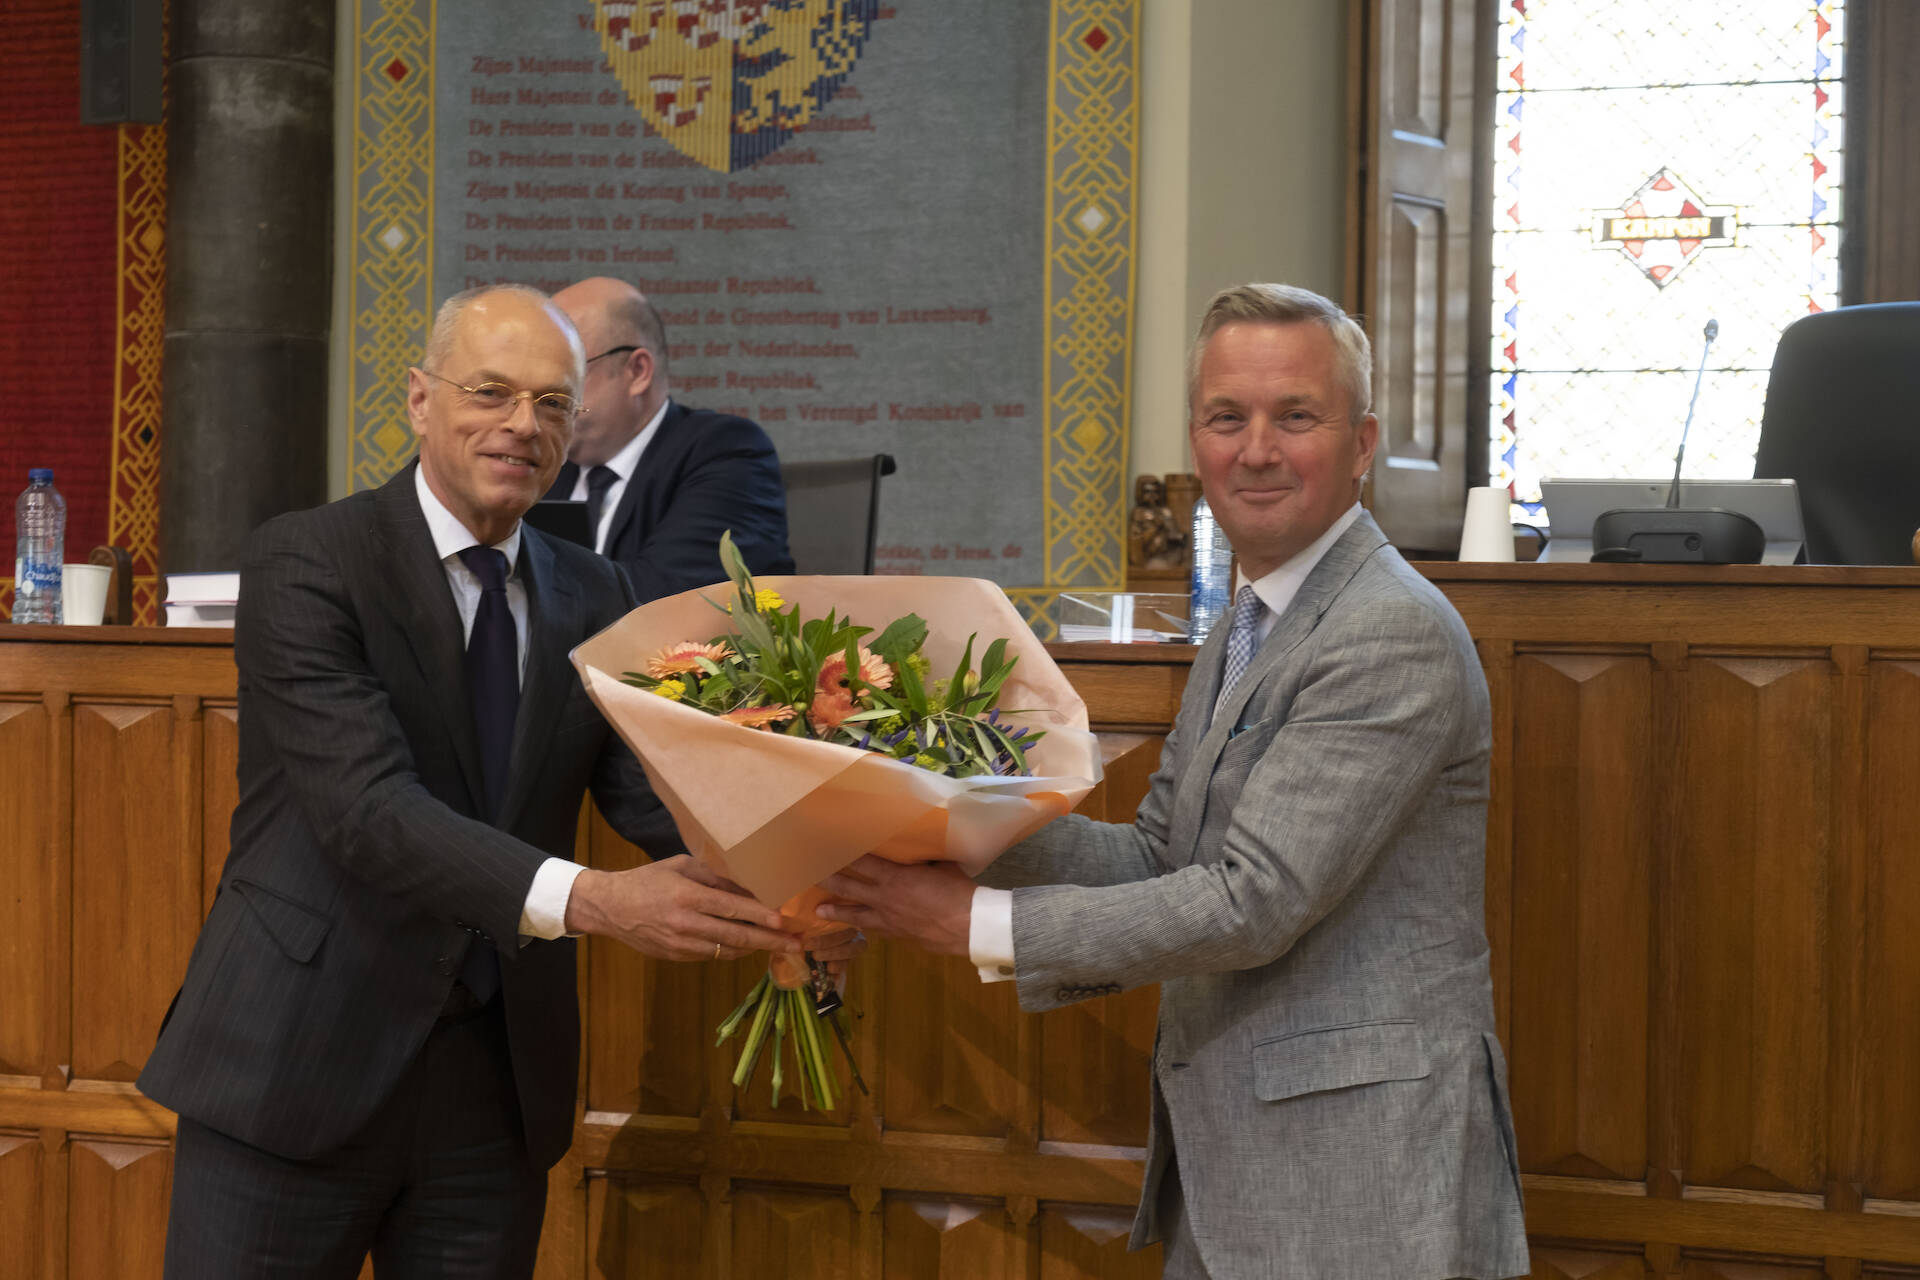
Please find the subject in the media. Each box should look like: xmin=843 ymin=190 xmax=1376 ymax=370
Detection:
xmin=139 ymin=286 xmax=800 ymax=1278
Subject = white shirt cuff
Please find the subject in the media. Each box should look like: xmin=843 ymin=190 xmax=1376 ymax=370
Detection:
xmin=969 ymin=886 xmax=1016 ymax=983
xmin=520 ymin=857 xmax=587 ymax=940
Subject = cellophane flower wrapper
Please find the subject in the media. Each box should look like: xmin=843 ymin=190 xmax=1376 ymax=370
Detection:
xmin=570 ymin=575 xmax=1103 ymax=918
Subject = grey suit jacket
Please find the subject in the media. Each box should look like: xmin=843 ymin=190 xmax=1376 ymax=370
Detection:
xmin=984 ymin=512 xmax=1528 ymax=1279
xmin=138 ymin=465 xmax=684 ymax=1171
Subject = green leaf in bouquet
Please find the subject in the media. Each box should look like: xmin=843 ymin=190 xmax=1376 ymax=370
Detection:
xmin=971 ymin=638 xmax=1016 ymax=707
xmin=946 ymin=634 xmax=977 ymax=712
xmin=730 ymin=601 xmax=778 ymax=662
xmin=891 ymin=651 xmax=931 ymax=718
xmin=869 ymin=613 xmax=928 ymax=667
xmin=719 ymin=529 xmax=753 ymax=594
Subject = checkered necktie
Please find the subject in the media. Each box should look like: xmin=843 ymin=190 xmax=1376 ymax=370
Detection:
xmin=1213 ymin=585 xmax=1267 ymax=717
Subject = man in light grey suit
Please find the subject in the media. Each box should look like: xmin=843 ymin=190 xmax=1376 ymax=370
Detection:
xmin=820 ymin=284 xmax=1529 ymax=1278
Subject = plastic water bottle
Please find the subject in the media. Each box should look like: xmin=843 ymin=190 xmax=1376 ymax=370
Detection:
xmin=13 ymin=468 xmax=65 ymax=624
xmin=1188 ymin=495 xmax=1232 ymax=643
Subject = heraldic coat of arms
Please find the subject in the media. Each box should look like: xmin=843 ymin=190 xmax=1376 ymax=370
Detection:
xmin=591 ymin=0 xmax=879 ymax=174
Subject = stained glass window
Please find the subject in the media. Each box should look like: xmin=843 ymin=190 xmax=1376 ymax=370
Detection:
xmin=1491 ymin=0 xmax=1845 ymax=524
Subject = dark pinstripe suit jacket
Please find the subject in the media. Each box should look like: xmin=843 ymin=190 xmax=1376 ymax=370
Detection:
xmin=138 ymin=465 xmax=683 ymax=1171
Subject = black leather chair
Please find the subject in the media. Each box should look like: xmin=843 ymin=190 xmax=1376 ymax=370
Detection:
xmin=1753 ymin=302 xmax=1920 ymax=564
xmin=779 ymin=453 xmax=896 ymax=574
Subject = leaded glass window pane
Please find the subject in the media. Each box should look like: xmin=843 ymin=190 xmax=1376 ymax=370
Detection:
xmin=1491 ymin=0 xmax=1845 ymax=524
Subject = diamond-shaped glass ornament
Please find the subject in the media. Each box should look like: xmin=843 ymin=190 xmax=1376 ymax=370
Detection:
xmin=1082 ymin=25 xmax=1110 ymax=53
xmin=1075 ymin=204 xmax=1108 ymax=235
xmin=379 ymin=223 xmax=409 ymax=253
xmin=1588 ymin=167 xmax=1738 ymax=290
xmin=384 ymin=58 xmax=409 ymax=83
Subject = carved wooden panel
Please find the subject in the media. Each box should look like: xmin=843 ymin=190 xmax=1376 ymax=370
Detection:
xmin=582 ymin=813 xmax=708 ymax=1117
xmin=1383 ymin=195 xmax=1445 ymax=465
xmin=1861 ymin=660 xmax=1920 ymax=1200
xmin=66 ymin=1141 xmax=170 ymax=1280
xmin=1385 ymin=0 xmax=1447 ymax=139
xmin=1037 ymin=1204 xmax=1157 ymax=1280
xmin=1527 ymin=1246 xmax=1649 ymax=1279
xmin=1040 ymin=988 xmax=1156 ymax=1147
xmin=882 ymin=943 xmax=1021 ymax=1137
xmin=1510 ymin=652 xmax=1653 ymax=1179
xmin=70 ymin=703 xmax=197 ymax=1083
xmin=883 ymin=1196 xmax=1022 ymax=1279
xmin=0 ymin=1134 xmax=41 ymax=1280
xmin=1679 ymin=658 xmax=1831 ymax=1192
xmin=200 ymin=705 xmax=239 ymax=916
xmin=730 ymin=1185 xmax=856 ymax=1279
xmin=0 ymin=701 xmax=54 ymax=1079
xmin=585 ymin=1176 xmax=706 ymax=1279
xmin=1678 ymin=1259 xmax=1824 ymax=1280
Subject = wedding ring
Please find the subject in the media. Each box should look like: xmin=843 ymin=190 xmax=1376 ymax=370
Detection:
xmin=713 ymin=941 xmax=723 ymax=961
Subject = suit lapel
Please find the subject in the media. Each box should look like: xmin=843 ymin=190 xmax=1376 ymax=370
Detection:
xmin=1162 ymin=512 xmax=1391 ymax=868
xmin=373 ymin=466 xmax=488 ymax=815
xmin=496 ymin=527 xmax=577 ymax=829
xmin=601 ymin=400 xmax=683 ymax=554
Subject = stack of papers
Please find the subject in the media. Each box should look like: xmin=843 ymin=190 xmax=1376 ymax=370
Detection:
xmin=165 ymin=571 xmax=239 ymax=627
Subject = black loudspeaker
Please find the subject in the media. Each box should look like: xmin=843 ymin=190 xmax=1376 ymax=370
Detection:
xmin=80 ymin=0 xmax=164 ymax=124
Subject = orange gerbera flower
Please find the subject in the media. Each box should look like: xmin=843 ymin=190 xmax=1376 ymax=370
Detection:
xmin=720 ymin=704 xmax=797 ymax=730
xmin=645 ymin=640 xmax=733 ymax=678
xmin=817 ymin=647 xmax=893 ymax=693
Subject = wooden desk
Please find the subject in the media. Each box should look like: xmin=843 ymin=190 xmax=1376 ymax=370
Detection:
xmin=9 ymin=561 xmax=1920 ymax=1278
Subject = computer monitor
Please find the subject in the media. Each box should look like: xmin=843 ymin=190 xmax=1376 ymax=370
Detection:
xmin=1538 ymin=478 xmax=1805 ymax=564
xmin=522 ymin=500 xmax=594 ymax=549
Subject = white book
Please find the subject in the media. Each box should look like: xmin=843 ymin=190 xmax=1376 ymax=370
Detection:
xmin=165 ymin=602 xmax=237 ymax=627
xmin=165 ymin=571 xmax=240 ymax=605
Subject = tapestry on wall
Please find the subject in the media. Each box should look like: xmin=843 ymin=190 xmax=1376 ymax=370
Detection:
xmin=349 ymin=0 xmax=1136 ymax=597
xmin=0 ymin=1 xmax=164 ymax=623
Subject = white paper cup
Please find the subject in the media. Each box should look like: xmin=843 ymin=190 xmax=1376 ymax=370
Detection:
xmin=61 ymin=563 xmax=112 ymax=625
xmin=1459 ymin=487 xmax=1517 ymax=562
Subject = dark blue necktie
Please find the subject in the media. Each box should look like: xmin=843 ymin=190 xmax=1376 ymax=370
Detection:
xmin=584 ymin=465 xmax=618 ymax=550
xmin=455 ymin=545 xmax=517 ymax=1002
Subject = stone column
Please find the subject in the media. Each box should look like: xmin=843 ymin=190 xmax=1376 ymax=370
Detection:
xmin=160 ymin=1 xmax=333 ymax=572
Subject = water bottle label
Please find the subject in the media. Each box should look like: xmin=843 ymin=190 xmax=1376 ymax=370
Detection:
xmin=24 ymin=559 xmax=59 ymax=594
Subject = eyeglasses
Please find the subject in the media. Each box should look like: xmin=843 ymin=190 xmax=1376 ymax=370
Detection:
xmin=587 ymin=344 xmax=638 ymax=364
xmin=420 ymin=369 xmax=580 ymax=429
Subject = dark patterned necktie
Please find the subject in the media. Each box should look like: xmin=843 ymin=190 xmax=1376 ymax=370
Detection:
xmin=454 ymin=545 xmax=516 ymax=1002
xmin=585 ymin=464 xmax=619 ymax=551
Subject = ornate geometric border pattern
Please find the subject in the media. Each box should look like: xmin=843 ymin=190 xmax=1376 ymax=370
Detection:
xmin=109 ymin=120 xmax=167 ymax=624
xmin=349 ymin=0 xmax=436 ymax=490
xmin=348 ymin=0 xmax=1138 ymax=596
xmin=1042 ymin=0 xmax=1138 ymax=592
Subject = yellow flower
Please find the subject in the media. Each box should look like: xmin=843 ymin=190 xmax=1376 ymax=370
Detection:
xmin=650 ymin=679 xmax=686 ymax=701
xmin=726 ymin=587 xmax=786 ymax=614
xmin=912 ymin=752 xmax=941 ymax=770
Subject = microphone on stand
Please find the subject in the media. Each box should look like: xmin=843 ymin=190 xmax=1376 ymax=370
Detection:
xmin=1666 ymin=318 xmax=1718 ymax=509
xmin=1590 ymin=318 xmax=1765 ymax=564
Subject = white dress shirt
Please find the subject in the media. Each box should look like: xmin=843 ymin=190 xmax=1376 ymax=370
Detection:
xmin=967 ymin=501 xmax=1365 ymax=982
xmin=566 ymin=399 xmax=670 ymax=553
xmin=415 ymin=466 xmax=583 ymax=940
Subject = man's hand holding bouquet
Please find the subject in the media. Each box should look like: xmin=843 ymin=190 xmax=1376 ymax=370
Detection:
xmin=571 ymin=536 xmax=1101 ymax=1110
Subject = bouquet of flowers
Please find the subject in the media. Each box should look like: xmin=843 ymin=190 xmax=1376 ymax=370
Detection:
xmin=618 ymin=537 xmax=1047 ymax=781
xmin=571 ymin=536 xmax=1102 ymax=1109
